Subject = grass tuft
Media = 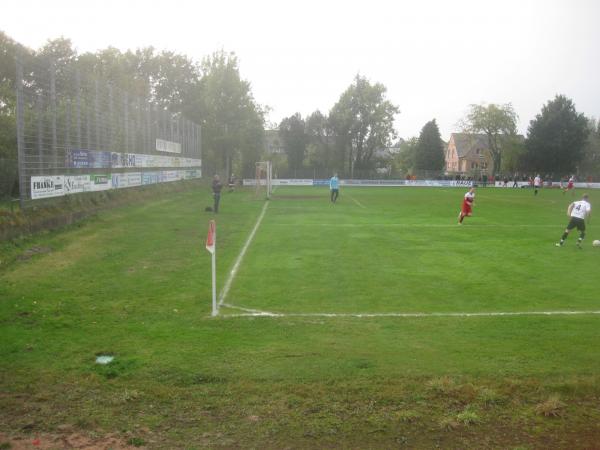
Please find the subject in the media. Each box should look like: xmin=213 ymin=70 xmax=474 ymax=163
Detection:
xmin=395 ymin=410 xmax=421 ymax=423
xmin=439 ymin=417 xmax=460 ymax=430
xmin=127 ymin=437 xmax=145 ymax=447
xmin=478 ymin=387 xmax=503 ymax=406
xmin=426 ymin=376 xmax=456 ymax=395
xmin=534 ymin=395 xmax=566 ymax=417
xmin=456 ymin=407 xmax=481 ymax=425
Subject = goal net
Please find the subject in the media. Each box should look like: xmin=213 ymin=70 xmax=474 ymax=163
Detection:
xmin=255 ymin=161 xmax=273 ymax=199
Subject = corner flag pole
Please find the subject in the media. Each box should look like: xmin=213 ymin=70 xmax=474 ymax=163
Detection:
xmin=205 ymin=220 xmax=217 ymax=316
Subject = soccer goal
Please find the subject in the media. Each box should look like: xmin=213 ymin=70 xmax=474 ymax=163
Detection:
xmin=255 ymin=161 xmax=273 ymax=199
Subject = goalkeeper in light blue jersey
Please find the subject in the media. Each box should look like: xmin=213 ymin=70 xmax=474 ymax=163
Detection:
xmin=329 ymin=173 xmax=339 ymax=203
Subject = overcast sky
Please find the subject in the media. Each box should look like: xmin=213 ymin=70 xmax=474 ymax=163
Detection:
xmin=2 ymin=0 xmax=599 ymax=140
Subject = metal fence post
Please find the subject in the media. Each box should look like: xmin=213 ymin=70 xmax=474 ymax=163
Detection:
xmin=95 ymin=79 xmax=100 ymax=152
xmin=108 ymin=84 xmax=114 ymax=151
xmin=146 ymin=104 xmax=151 ymax=154
xmin=197 ymin=124 xmax=202 ymax=160
xmin=50 ymin=62 xmax=57 ymax=172
xmin=66 ymin=100 xmax=71 ymax=171
xmin=36 ymin=95 xmax=44 ymax=174
xmin=124 ymin=92 xmax=129 ymax=153
xmin=15 ymin=56 xmax=26 ymax=206
xmin=76 ymin=70 xmax=82 ymax=149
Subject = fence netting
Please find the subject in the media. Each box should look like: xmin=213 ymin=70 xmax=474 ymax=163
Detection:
xmin=15 ymin=55 xmax=202 ymax=206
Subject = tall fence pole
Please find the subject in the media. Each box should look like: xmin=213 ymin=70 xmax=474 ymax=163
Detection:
xmin=15 ymin=57 xmax=26 ymax=207
xmin=50 ymin=62 xmax=57 ymax=171
xmin=76 ymin=70 xmax=82 ymax=150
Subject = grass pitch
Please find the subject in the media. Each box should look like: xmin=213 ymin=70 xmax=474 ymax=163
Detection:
xmin=226 ymin=186 xmax=599 ymax=315
xmin=1 ymin=185 xmax=600 ymax=448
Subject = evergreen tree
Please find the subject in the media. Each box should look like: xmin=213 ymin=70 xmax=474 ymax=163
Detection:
xmin=279 ymin=113 xmax=308 ymax=175
xmin=524 ymin=95 xmax=589 ymax=174
xmin=415 ymin=119 xmax=444 ymax=173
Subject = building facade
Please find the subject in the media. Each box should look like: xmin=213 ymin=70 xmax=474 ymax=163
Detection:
xmin=445 ymin=133 xmax=493 ymax=176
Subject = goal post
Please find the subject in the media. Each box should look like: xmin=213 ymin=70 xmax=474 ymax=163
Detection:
xmin=255 ymin=161 xmax=273 ymax=199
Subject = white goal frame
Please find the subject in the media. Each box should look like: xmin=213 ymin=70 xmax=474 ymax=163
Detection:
xmin=255 ymin=161 xmax=273 ymax=199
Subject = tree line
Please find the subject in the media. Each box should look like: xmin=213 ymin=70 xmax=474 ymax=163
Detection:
xmin=0 ymin=30 xmax=265 ymax=189
xmin=1 ymin=29 xmax=599 ymax=200
xmin=280 ymin=97 xmax=599 ymax=181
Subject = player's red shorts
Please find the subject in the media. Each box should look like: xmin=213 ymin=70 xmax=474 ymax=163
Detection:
xmin=461 ymin=201 xmax=472 ymax=216
xmin=567 ymin=182 xmax=574 ymax=189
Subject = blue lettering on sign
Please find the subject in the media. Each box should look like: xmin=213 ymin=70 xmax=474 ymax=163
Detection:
xmin=69 ymin=149 xmax=90 ymax=168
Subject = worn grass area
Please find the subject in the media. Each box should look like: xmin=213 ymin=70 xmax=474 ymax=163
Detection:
xmin=1 ymin=186 xmax=600 ymax=448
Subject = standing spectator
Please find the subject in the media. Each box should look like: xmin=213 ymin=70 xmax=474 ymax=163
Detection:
xmin=329 ymin=173 xmax=340 ymax=203
xmin=212 ymin=174 xmax=223 ymax=213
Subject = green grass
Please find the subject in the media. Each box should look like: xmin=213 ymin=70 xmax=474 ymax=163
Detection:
xmin=228 ymin=186 xmax=600 ymax=314
xmin=1 ymin=185 xmax=600 ymax=448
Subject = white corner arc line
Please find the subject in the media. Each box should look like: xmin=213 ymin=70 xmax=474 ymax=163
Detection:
xmin=218 ymin=201 xmax=269 ymax=308
xmin=221 ymin=303 xmax=278 ymax=316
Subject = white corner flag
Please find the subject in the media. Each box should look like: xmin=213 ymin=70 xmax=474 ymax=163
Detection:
xmin=206 ymin=220 xmax=217 ymax=316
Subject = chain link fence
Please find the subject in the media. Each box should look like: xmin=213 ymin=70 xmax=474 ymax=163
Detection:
xmin=15 ymin=55 xmax=202 ymax=207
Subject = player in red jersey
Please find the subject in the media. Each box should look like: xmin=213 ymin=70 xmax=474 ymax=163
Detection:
xmin=563 ymin=175 xmax=575 ymax=195
xmin=458 ymin=186 xmax=475 ymax=224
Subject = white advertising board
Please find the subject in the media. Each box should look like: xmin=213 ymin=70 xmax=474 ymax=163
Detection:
xmin=31 ymin=176 xmax=65 ymax=199
xmin=156 ymin=139 xmax=182 ymax=154
xmin=64 ymin=175 xmax=92 ymax=194
xmin=89 ymin=174 xmax=112 ymax=191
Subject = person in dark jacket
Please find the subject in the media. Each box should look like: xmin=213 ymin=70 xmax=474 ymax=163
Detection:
xmin=212 ymin=174 xmax=223 ymax=213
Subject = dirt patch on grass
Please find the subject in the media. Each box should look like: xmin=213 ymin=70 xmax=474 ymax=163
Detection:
xmin=16 ymin=247 xmax=52 ymax=261
xmin=0 ymin=431 xmax=143 ymax=449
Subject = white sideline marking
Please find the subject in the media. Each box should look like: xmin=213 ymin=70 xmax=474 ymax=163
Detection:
xmin=348 ymin=195 xmax=367 ymax=209
xmin=266 ymin=223 xmax=559 ymax=228
xmin=217 ymin=310 xmax=600 ymax=319
xmin=217 ymin=202 xmax=269 ymax=309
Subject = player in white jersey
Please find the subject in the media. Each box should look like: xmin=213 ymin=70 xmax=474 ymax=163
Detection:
xmin=556 ymin=194 xmax=591 ymax=248
xmin=533 ymin=174 xmax=542 ymax=196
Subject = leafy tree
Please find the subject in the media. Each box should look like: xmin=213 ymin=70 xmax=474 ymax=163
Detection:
xmin=329 ymin=75 xmax=398 ymax=177
xmin=499 ymin=136 xmax=526 ymax=174
xmin=524 ymin=95 xmax=589 ymax=175
xmin=415 ymin=119 xmax=444 ymax=173
xmin=392 ymin=137 xmax=418 ymax=177
xmin=304 ymin=110 xmax=332 ymax=175
xmin=279 ymin=113 xmax=307 ymax=175
xmin=0 ymin=31 xmax=22 ymax=160
xmin=461 ymin=103 xmax=518 ymax=175
xmin=580 ymin=118 xmax=600 ymax=177
xmin=190 ymin=50 xmax=265 ymax=178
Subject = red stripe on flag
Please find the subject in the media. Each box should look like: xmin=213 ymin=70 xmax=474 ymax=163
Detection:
xmin=206 ymin=220 xmax=215 ymax=254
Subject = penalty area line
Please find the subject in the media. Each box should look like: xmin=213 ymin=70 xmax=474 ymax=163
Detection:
xmin=217 ymin=201 xmax=269 ymax=310
xmin=347 ymin=194 xmax=367 ymax=209
xmin=216 ymin=310 xmax=600 ymax=319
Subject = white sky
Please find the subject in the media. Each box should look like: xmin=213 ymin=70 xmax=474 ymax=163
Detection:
xmin=2 ymin=0 xmax=599 ymax=140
